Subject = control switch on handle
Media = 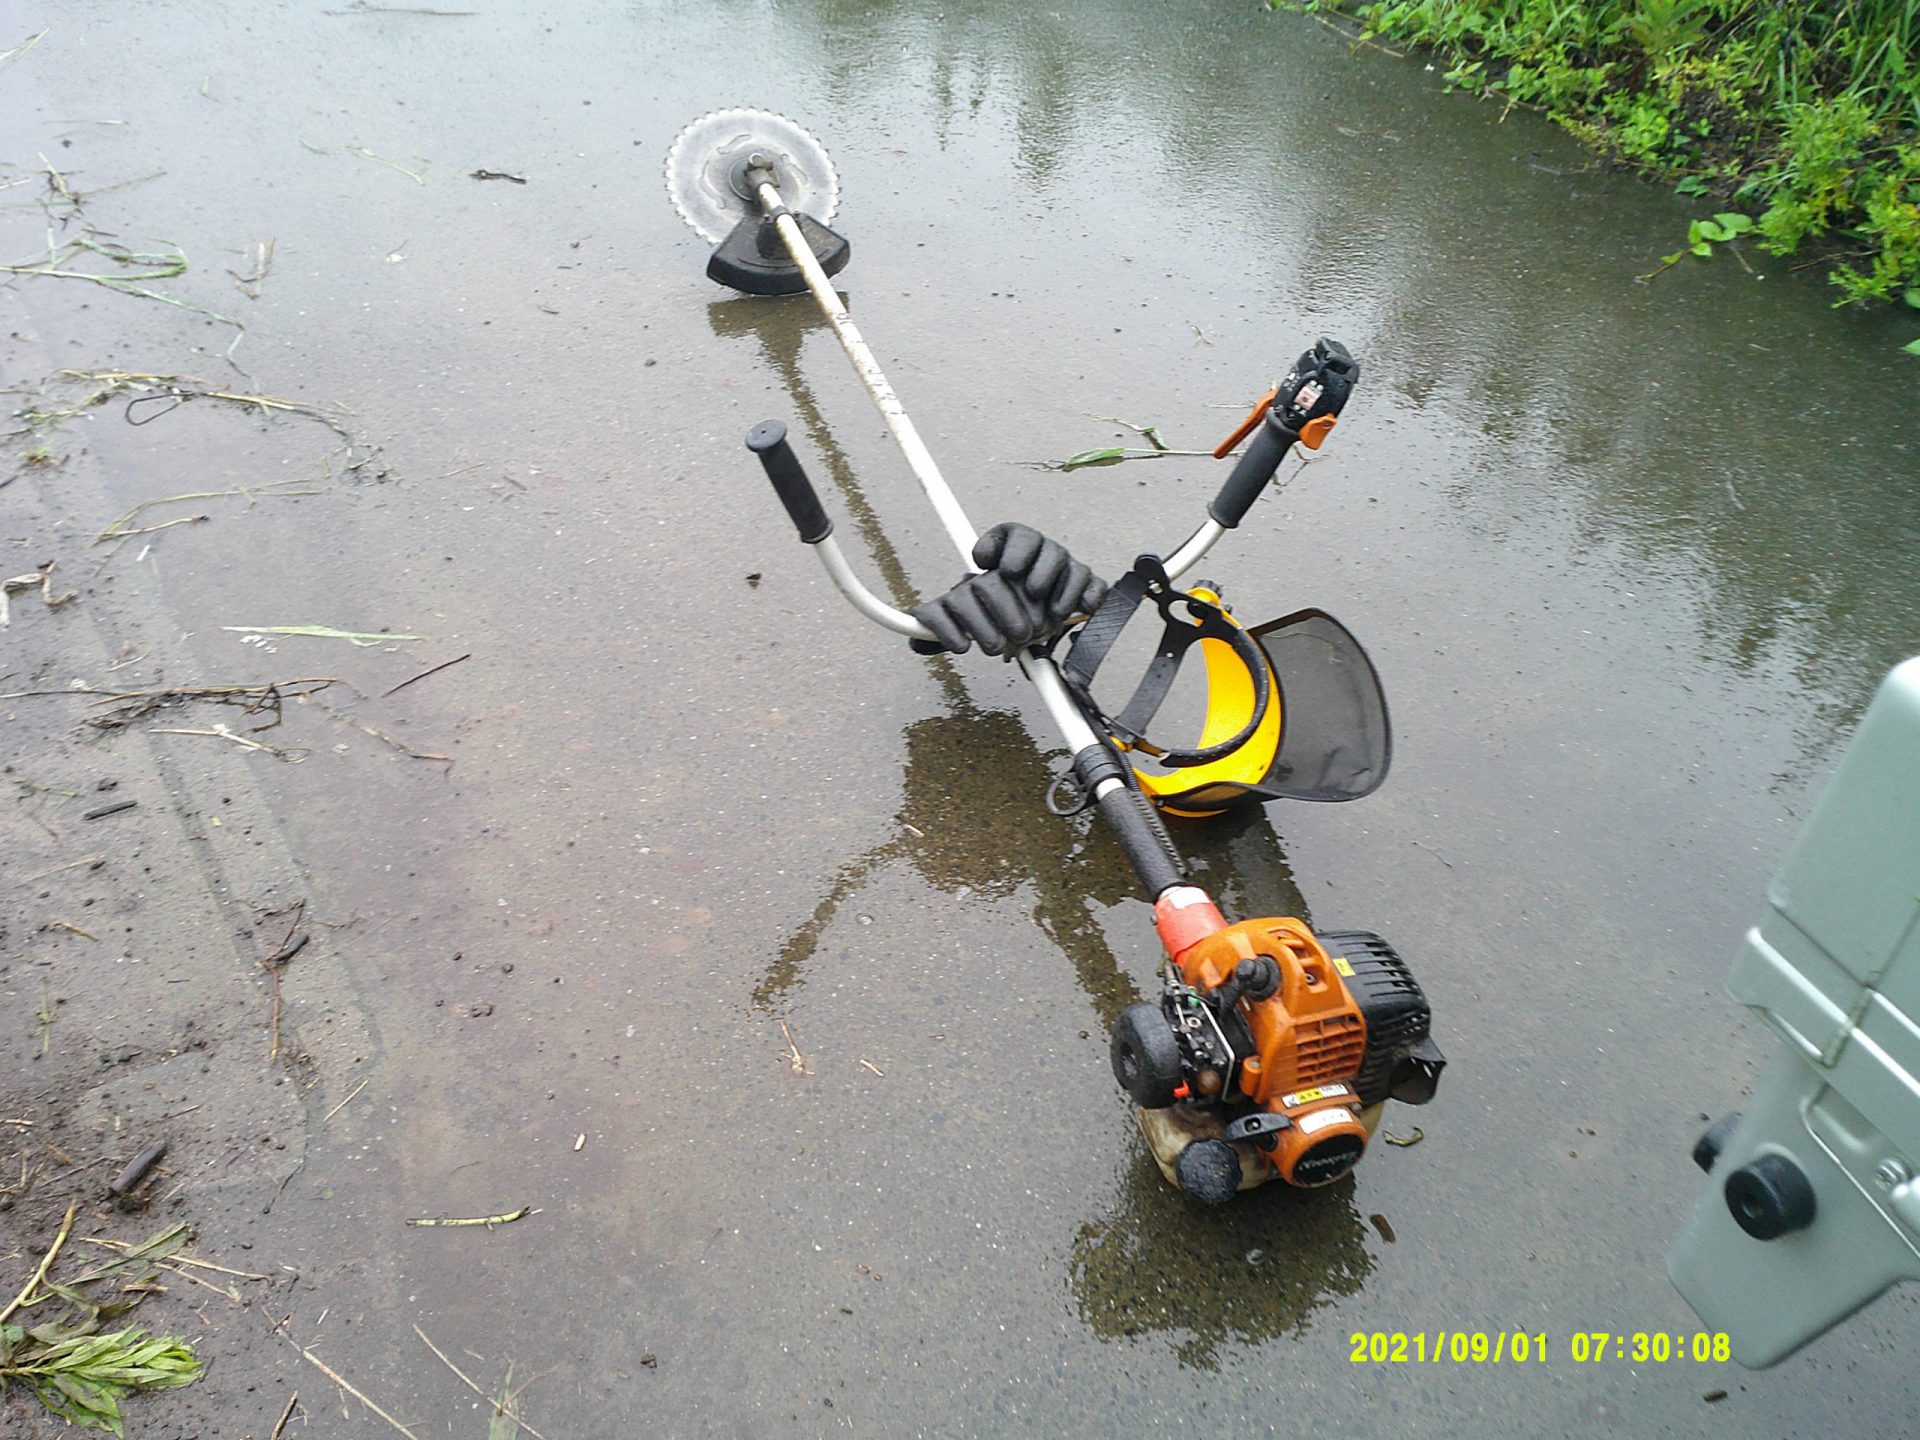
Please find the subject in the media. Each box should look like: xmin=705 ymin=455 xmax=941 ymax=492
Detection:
xmin=746 ymin=419 xmax=833 ymax=544
xmin=1275 ymin=337 xmax=1359 ymax=437
xmin=1207 ymin=337 xmax=1361 ymax=530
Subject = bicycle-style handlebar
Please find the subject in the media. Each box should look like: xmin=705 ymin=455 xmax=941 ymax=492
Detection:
xmin=747 ymin=355 xmax=1347 ymax=638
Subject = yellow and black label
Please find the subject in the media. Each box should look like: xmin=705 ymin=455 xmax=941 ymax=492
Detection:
xmin=1331 ymin=955 xmax=1355 ymax=977
xmin=1280 ymin=1083 xmax=1351 ymax=1108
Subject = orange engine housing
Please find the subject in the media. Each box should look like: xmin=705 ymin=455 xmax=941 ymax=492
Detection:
xmin=1173 ymin=916 xmax=1366 ymax=1106
xmin=1154 ymin=896 xmax=1375 ymax=1186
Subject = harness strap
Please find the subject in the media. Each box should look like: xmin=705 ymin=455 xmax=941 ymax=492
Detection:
xmin=1060 ymin=555 xmax=1271 ymax=770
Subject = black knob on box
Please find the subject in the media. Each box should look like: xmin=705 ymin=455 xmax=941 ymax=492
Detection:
xmin=1725 ymin=1152 xmax=1817 ymax=1240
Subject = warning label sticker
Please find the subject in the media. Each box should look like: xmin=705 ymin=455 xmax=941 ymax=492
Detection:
xmin=1281 ymin=1083 xmax=1351 ymax=1108
xmin=1298 ymin=1106 xmax=1355 ymax=1136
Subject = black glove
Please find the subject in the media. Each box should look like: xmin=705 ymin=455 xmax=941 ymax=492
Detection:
xmin=911 ymin=522 xmax=1109 ymax=656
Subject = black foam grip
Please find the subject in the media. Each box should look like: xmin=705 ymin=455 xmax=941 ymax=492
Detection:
xmin=746 ymin=419 xmax=832 ymax=544
xmin=1096 ymin=782 xmax=1188 ymax=898
xmin=1207 ymin=413 xmax=1296 ymax=529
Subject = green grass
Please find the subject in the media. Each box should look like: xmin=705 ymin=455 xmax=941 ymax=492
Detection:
xmin=0 ymin=1218 xmax=203 ymax=1435
xmin=1287 ymin=0 xmax=1920 ymax=336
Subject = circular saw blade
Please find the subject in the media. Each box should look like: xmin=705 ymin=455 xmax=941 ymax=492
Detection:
xmin=665 ymin=108 xmax=840 ymax=244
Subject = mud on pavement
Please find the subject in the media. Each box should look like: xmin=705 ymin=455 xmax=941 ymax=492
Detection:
xmin=3 ymin=380 xmax=390 ymax=1433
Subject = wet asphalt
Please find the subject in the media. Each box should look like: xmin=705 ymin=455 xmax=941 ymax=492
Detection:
xmin=2 ymin=2 xmax=1918 ymax=1436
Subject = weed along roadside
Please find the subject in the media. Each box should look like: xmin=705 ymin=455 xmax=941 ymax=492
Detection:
xmin=1 ymin=1212 xmax=207 ymax=1433
xmin=1283 ymin=0 xmax=1920 ymax=352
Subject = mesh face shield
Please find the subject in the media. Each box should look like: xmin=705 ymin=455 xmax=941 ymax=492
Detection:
xmin=1131 ymin=607 xmax=1390 ymax=817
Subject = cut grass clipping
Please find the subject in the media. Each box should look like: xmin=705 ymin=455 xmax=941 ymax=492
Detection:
xmin=1 ymin=1326 xmax=200 ymax=1435
xmin=0 ymin=1208 xmax=203 ymax=1435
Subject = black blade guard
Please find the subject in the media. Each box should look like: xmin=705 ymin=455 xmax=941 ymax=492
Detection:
xmin=708 ymin=213 xmax=850 ymax=296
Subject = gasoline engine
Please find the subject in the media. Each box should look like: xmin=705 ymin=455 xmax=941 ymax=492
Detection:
xmin=1113 ymin=902 xmax=1443 ymax=1200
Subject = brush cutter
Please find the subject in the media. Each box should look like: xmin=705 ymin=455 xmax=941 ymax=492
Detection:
xmin=668 ymin=109 xmax=1444 ymax=1201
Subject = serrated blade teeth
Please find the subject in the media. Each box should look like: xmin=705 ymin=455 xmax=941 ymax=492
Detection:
xmin=664 ymin=107 xmax=839 ymax=244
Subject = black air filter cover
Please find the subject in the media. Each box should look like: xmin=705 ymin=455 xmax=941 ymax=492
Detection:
xmin=1318 ymin=930 xmax=1444 ymax=1106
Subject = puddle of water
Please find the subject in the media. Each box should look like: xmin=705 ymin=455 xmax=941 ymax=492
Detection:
xmin=4 ymin=0 xmax=1916 ymax=1434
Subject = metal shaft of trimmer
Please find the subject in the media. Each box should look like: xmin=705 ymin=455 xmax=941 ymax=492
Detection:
xmin=750 ymin=167 xmax=978 ymax=558
xmin=749 ymin=163 xmax=1195 ymax=902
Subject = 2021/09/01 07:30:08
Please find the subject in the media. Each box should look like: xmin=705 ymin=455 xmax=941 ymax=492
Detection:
xmin=1349 ymin=1332 xmax=1734 ymax=1363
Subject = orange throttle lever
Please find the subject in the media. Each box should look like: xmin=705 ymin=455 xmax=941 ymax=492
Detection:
xmin=1297 ymin=413 xmax=1337 ymax=450
xmin=1213 ymin=387 xmax=1277 ymax=460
